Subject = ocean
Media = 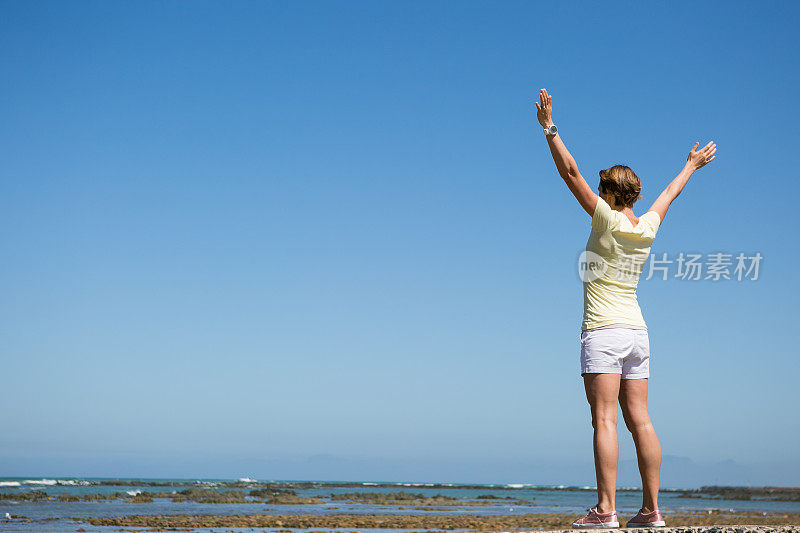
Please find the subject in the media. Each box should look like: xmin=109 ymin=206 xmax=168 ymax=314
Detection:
xmin=1 ymin=477 xmax=798 ymax=533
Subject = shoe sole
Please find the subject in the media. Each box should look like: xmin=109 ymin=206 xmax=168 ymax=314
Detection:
xmin=626 ymin=521 xmax=666 ymax=528
xmin=572 ymin=522 xmax=620 ymax=529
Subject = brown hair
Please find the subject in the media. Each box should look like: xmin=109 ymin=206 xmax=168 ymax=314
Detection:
xmin=598 ymin=165 xmax=641 ymax=208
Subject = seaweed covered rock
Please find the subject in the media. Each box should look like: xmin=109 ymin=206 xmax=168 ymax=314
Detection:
xmin=0 ymin=490 xmax=49 ymax=501
xmin=249 ymin=488 xmax=296 ymax=499
xmin=264 ymin=494 xmax=322 ymax=505
xmin=173 ymin=488 xmax=249 ymax=503
xmin=329 ymin=491 xmax=464 ymax=506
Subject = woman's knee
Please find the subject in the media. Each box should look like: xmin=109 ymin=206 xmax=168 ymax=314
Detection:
xmin=622 ymin=409 xmax=653 ymax=434
xmin=591 ymin=407 xmax=618 ymax=429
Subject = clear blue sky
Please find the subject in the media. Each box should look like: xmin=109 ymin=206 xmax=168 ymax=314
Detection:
xmin=1 ymin=1 xmax=798 ymax=485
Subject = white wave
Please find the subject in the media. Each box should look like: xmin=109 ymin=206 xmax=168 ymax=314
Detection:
xmin=126 ymin=490 xmax=142 ymax=496
xmin=23 ymin=479 xmax=57 ymax=486
xmin=56 ymin=479 xmax=89 ymax=486
xmin=361 ymin=482 xmax=377 ymax=485
xmin=0 ymin=482 xmax=21 ymax=487
xmin=238 ymin=477 xmax=256 ymax=483
xmin=506 ymin=483 xmax=525 ymax=488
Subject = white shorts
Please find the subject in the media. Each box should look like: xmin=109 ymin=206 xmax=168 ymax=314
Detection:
xmin=580 ymin=327 xmax=650 ymax=379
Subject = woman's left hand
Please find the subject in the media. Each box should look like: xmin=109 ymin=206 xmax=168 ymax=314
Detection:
xmin=686 ymin=141 xmax=717 ymax=171
xmin=535 ymin=88 xmax=553 ymax=127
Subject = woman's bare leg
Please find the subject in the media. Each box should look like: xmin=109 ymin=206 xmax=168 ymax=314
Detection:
xmin=583 ymin=373 xmax=621 ymax=513
xmin=619 ymin=378 xmax=661 ymax=512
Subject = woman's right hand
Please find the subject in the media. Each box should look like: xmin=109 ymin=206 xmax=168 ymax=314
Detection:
xmin=535 ymin=88 xmax=553 ymax=128
xmin=686 ymin=141 xmax=717 ymax=170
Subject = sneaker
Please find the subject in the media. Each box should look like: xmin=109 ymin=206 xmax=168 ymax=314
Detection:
xmin=625 ymin=508 xmax=666 ymax=527
xmin=572 ymin=506 xmax=620 ymax=529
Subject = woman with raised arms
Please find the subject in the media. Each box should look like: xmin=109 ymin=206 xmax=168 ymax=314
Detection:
xmin=535 ymin=88 xmax=716 ymax=529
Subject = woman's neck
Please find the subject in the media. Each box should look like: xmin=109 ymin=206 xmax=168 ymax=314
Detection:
xmin=616 ymin=206 xmax=638 ymax=226
xmin=602 ymin=194 xmax=638 ymax=222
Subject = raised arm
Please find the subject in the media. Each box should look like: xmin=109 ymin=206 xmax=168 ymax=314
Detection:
xmin=648 ymin=141 xmax=717 ymax=222
xmin=536 ymin=88 xmax=597 ymax=216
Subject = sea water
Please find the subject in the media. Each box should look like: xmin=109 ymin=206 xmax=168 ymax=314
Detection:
xmin=1 ymin=478 xmax=798 ymax=533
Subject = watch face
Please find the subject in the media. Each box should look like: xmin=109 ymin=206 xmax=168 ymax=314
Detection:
xmin=549 ymin=125 xmax=557 ymax=134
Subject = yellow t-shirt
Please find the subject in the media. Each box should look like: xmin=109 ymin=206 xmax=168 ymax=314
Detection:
xmin=581 ymin=197 xmax=661 ymax=331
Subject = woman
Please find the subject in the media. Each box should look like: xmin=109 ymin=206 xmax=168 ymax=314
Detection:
xmin=535 ymin=88 xmax=716 ymax=529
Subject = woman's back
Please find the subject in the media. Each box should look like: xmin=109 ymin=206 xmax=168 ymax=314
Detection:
xmin=582 ymin=197 xmax=661 ymax=331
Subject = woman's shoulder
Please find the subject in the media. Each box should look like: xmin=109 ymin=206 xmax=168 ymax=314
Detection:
xmin=591 ymin=197 xmax=618 ymax=230
xmin=638 ymin=210 xmax=661 ymax=231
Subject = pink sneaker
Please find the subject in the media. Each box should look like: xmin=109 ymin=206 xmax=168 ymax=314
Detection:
xmin=625 ymin=508 xmax=666 ymax=527
xmin=572 ymin=506 xmax=619 ymax=529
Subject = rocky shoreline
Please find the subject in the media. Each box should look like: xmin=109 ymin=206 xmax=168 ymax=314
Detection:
xmin=0 ymin=488 xmax=524 ymax=506
xmin=8 ymin=486 xmax=798 ymax=506
xmin=83 ymin=510 xmax=800 ymax=530
xmin=7 ymin=480 xmax=796 ymax=502
xmin=4 ymin=482 xmax=800 ymax=503
xmin=676 ymin=488 xmax=800 ymax=503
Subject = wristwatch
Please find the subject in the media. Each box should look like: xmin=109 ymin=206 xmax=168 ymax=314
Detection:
xmin=543 ymin=124 xmax=558 ymax=136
